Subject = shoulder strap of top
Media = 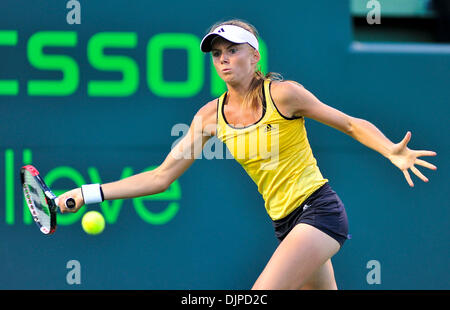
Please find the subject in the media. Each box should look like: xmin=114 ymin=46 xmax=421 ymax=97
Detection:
xmin=264 ymin=79 xmax=303 ymax=120
xmin=216 ymin=91 xmax=227 ymax=125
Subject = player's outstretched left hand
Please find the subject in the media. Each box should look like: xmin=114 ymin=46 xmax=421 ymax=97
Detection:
xmin=388 ymin=131 xmax=437 ymax=187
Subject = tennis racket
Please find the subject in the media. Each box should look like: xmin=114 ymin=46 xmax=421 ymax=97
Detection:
xmin=21 ymin=165 xmax=76 ymax=235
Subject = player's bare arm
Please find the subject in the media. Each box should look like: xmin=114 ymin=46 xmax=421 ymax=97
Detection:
xmin=271 ymin=80 xmax=437 ymax=187
xmin=57 ymin=100 xmax=218 ymax=213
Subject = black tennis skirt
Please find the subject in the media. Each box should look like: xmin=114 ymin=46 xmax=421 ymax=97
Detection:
xmin=272 ymin=182 xmax=350 ymax=247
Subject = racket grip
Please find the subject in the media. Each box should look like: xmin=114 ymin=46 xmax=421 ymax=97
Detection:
xmin=65 ymin=198 xmax=76 ymax=209
xmin=55 ymin=197 xmax=76 ymax=209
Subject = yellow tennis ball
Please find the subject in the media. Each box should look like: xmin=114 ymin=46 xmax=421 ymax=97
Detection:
xmin=81 ymin=211 xmax=105 ymax=235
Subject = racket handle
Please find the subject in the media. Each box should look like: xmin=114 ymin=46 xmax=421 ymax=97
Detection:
xmin=55 ymin=197 xmax=76 ymax=209
xmin=65 ymin=198 xmax=76 ymax=209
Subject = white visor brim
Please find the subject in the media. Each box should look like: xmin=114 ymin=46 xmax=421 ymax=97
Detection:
xmin=200 ymin=24 xmax=259 ymax=52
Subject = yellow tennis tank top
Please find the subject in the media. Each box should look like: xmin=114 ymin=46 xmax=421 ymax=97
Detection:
xmin=216 ymin=80 xmax=328 ymax=220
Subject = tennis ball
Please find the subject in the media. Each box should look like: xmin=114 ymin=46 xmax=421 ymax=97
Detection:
xmin=81 ymin=211 xmax=105 ymax=235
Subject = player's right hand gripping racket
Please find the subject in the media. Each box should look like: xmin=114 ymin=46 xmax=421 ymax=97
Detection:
xmin=21 ymin=165 xmax=76 ymax=235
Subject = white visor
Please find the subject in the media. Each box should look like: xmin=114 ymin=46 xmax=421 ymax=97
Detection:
xmin=200 ymin=24 xmax=259 ymax=52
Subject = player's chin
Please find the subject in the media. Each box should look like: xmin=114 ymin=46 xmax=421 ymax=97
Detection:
xmin=219 ymin=74 xmax=231 ymax=82
xmin=221 ymin=74 xmax=238 ymax=84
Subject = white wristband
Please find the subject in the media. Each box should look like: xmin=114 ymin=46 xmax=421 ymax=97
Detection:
xmin=81 ymin=184 xmax=104 ymax=205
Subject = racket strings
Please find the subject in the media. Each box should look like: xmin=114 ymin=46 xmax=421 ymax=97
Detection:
xmin=23 ymin=172 xmax=51 ymax=228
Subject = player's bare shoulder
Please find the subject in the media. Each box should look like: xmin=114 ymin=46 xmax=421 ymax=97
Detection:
xmin=270 ymin=80 xmax=305 ymax=100
xmin=194 ymin=99 xmax=218 ymax=137
xmin=270 ymin=80 xmax=305 ymax=119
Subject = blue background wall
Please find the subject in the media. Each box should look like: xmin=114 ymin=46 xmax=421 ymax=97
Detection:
xmin=0 ymin=0 xmax=448 ymax=289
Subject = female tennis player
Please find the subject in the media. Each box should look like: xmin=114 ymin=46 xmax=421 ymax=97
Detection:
xmin=57 ymin=19 xmax=437 ymax=290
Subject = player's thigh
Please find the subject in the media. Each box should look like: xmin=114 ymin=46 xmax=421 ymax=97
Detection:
xmin=300 ymin=259 xmax=337 ymax=290
xmin=252 ymin=223 xmax=340 ymax=290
